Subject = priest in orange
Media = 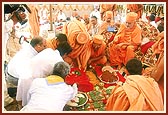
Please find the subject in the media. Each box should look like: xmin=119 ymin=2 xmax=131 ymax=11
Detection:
xmin=63 ymin=19 xmax=91 ymax=71
xmin=105 ymin=58 xmax=164 ymax=111
xmin=88 ymin=35 xmax=107 ymax=66
xmin=108 ymin=12 xmax=142 ymax=67
xmin=98 ymin=11 xmax=114 ymax=35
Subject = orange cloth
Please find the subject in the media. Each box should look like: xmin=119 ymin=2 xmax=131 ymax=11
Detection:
xmin=106 ymin=75 xmax=164 ymax=111
xmin=89 ymin=35 xmax=107 ymax=65
xmin=85 ymin=23 xmax=91 ymax=32
xmin=63 ymin=19 xmax=91 ymax=70
xmin=98 ymin=21 xmax=114 ymax=35
xmin=144 ymin=32 xmax=164 ymax=101
xmin=108 ymin=21 xmax=141 ymax=66
xmin=83 ymin=14 xmax=89 ymax=19
xmin=98 ymin=10 xmax=115 ymax=35
xmin=46 ymin=38 xmax=57 ymax=50
xmin=28 ymin=5 xmax=40 ymax=37
xmin=151 ymin=31 xmax=164 ymax=56
xmin=127 ymin=4 xmax=143 ymax=19
xmin=100 ymin=4 xmax=117 ymax=21
xmin=93 ymin=35 xmax=104 ymax=44
xmin=126 ymin=12 xmax=138 ymax=22
xmin=83 ymin=14 xmax=91 ymax=31
xmin=105 ymin=11 xmax=113 ymax=18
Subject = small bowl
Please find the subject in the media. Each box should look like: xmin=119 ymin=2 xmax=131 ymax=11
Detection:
xmin=67 ymin=92 xmax=88 ymax=107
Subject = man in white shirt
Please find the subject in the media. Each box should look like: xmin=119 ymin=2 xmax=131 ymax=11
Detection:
xmin=20 ymin=61 xmax=78 ymax=112
xmin=89 ymin=15 xmax=100 ymax=37
xmin=90 ymin=4 xmax=101 ymax=24
xmin=6 ymin=36 xmax=47 ymax=86
xmin=16 ymin=42 xmax=72 ymax=107
xmin=3 ymin=4 xmax=31 ymax=109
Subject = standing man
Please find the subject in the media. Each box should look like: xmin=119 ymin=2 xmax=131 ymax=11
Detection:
xmin=3 ymin=4 xmax=31 ymax=110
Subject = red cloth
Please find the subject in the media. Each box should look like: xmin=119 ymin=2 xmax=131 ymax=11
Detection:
xmin=65 ymin=68 xmax=94 ymax=92
xmin=141 ymin=41 xmax=155 ymax=54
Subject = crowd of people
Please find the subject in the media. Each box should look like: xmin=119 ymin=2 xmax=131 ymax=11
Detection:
xmin=3 ymin=3 xmax=165 ymax=112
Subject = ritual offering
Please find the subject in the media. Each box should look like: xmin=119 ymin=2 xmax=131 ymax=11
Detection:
xmin=67 ymin=92 xmax=88 ymax=107
xmin=99 ymin=66 xmax=119 ymax=84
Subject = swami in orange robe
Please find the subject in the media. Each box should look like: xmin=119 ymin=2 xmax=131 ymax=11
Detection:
xmin=108 ymin=12 xmax=142 ymax=67
xmin=98 ymin=11 xmax=114 ymax=35
xmin=105 ymin=58 xmax=164 ymax=111
xmin=88 ymin=35 xmax=107 ymax=66
xmin=62 ymin=19 xmax=91 ymax=70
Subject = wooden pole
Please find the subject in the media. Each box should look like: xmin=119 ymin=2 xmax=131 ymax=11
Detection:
xmin=49 ymin=4 xmax=53 ymax=31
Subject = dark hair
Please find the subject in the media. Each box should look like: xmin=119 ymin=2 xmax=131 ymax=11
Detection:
xmin=57 ymin=41 xmax=72 ymax=56
xmin=149 ymin=13 xmax=156 ymax=21
xmin=126 ymin=58 xmax=143 ymax=75
xmin=91 ymin=15 xmax=98 ymax=20
xmin=52 ymin=61 xmax=70 ymax=78
xmin=30 ymin=36 xmax=44 ymax=48
xmin=56 ymin=33 xmax=68 ymax=42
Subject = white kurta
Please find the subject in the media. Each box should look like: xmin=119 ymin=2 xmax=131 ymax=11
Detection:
xmin=7 ymin=43 xmax=38 ymax=79
xmin=21 ymin=78 xmax=77 ymax=112
xmin=16 ymin=48 xmax=64 ymax=106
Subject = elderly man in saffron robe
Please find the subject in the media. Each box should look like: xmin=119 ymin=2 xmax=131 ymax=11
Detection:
xmin=108 ymin=12 xmax=142 ymax=68
xmin=62 ymin=19 xmax=91 ymax=71
xmin=88 ymin=34 xmax=107 ymax=66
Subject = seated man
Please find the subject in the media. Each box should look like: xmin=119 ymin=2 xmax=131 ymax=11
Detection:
xmin=98 ymin=11 xmax=116 ymax=43
xmin=108 ymin=12 xmax=142 ymax=68
xmin=105 ymin=58 xmax=164 ymax=111
xmin=88 ymin=34 xmax=107 ymax=66
xmin=20 ymin=61 xmax=78 ymax=112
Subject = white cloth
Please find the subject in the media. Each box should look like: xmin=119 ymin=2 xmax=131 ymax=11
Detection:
xmin=150 ymin=21 xmax=157 ymax=28
xmin=7 ymin=43 xmax=38 ymax=79
xmin=57 ymin=12 xmax=66 ymax=21
xmin=90 ymin=10 xmax=101 ymax=24
xmin=30 ymin=48 xmax=64 ymax=78
xmin=20 ymin=78 xmax=77 ymax=112
xmin=16 ymin=48 xmax=64 ymax=106
xmin=4 ymin=19 xmax=14 ymax=62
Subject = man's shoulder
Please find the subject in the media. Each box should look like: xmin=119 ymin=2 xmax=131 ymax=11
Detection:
xmin=112 ymin=84 xmax=125 ymax=94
